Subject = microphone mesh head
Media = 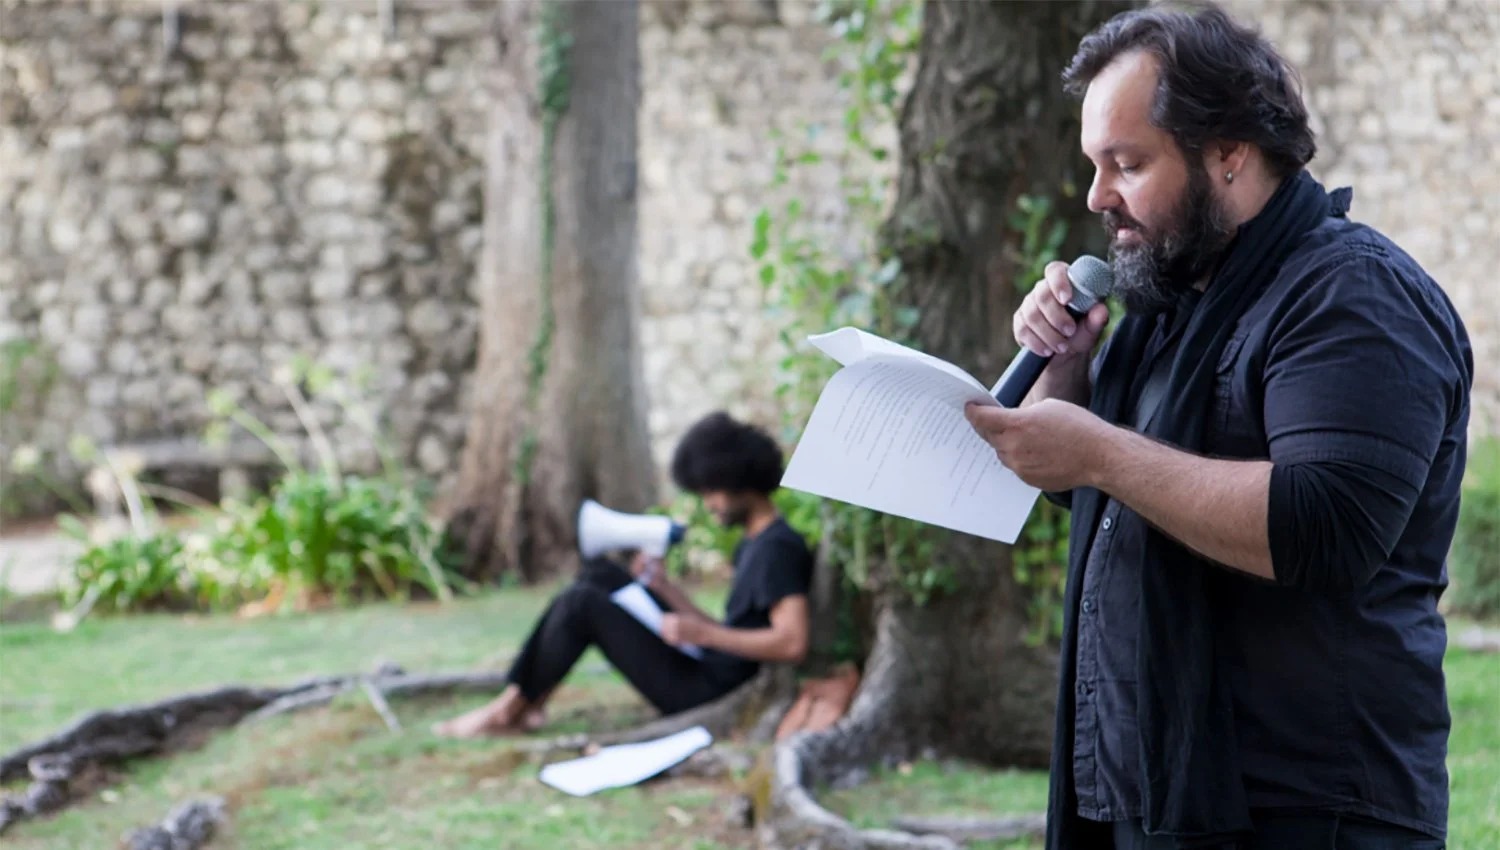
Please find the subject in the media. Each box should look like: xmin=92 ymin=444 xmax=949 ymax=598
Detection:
xmin=1066 ymin=255 xmax=1115 ymax=312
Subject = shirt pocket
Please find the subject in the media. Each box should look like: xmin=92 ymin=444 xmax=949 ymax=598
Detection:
xmin=1210 ymin=330 xmax=1258 ymax=454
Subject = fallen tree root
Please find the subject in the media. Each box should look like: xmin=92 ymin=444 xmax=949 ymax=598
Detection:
xmin=0 ymin=666 xmax=518 ymax=832
xmin=242 ymin=670 xmax=509 ymax=723
xmin=0 ymin=684 xmax=311 ymax=784
xmin=761 ymin=604 xmax=1048 ymax=850
xmin=125 ymin=797 xmax=226 ymax=850
xmin=0 ymin=753 xmax=98 ymax=835
xmin=891 ymin=813 xmax=1047 ymax=843
xmin=768 ymin=731 xmax=960 ymax=850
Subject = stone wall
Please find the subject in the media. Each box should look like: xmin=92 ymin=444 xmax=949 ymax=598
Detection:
xmin=1 ymin=0 xmax=1495 ymax=512
xmin=1230 ymin=0 xmax=1500 ymax=436
xmin=637 ymin=0 xmax=881 ymax=469
xmin=0 ymin=0 xmax=494 ymax=497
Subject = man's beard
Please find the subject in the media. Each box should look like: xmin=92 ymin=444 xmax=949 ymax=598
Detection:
xmin=1105 ymin=166 xmax=1234 ymax=315
xmin=717 ymin=499 xmax=751 ymax=528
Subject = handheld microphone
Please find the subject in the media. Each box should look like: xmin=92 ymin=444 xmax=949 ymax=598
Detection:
xmin=992 ymin=255 xmax=1115 ymax=408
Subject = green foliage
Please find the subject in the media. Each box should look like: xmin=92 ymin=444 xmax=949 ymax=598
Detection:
xmin=1007 ymin=194 xmax=1069 ymax=289
xmin=0 ymin=341 xmax=81 ymax=518
xmin=1012 ymin=499 xmax=1069 ymax=645
xmin=58 ymin=518 xmax=200 ymax=614
xmin=0 ymin=338 xmax=56 ymax=415
xmin=648 ymin=493 xmax=741 ymax=580
xmin=754 ymin=0 xmax=953 ymax=607
xmin=1005 ymin=194 xmax=1075 ymax=643
xmin=754 ymin=0 xmax=1071 ymax=635
xmin=58 ymin=358 xmax=459 ymax=616
xmin=773 ymin=486 xmax=826 ymax=545
xmin=206 ymin=472 xmax=462 ymax=606
xmin=1449 ymin=437 xmax=1500 ymax=619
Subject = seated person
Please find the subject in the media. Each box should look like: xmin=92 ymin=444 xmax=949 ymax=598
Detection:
xmin=434 ymin=411 xmax=814 ymax=737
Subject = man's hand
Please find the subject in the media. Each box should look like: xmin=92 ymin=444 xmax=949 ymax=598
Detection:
xmin=964 ymin=398 xmax=1113 ymax=492
xmin=629 ymin=553 xmax=666 ymax=590
xmin=1012 ymin=261 xmax=1112 ymax=406
xmin=969 ymin=399 xmax=1278 ymax=580
xmin=661 ymin=613 xmax=710 ymax=648
xmin=1016 ymin=261 xmax=1110 ymax=358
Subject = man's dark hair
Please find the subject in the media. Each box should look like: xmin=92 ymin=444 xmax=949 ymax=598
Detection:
xmin=670 ymin=411 xmax=783 ymax=495
xmin=1062 ymin=1 xmax=1315 ymax=178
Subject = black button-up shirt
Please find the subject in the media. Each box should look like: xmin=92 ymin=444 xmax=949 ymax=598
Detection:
xmin=1073 ymin=294 xmax=1198 ymax=822
xmin=1069 ymin=217 xmax=1471 ymax=840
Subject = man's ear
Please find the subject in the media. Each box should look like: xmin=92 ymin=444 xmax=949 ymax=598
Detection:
xmin=1204 ymin=140 xmax=1251 ymax=182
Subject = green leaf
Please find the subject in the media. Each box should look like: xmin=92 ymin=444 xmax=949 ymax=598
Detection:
xmin=205 ymin=388 xmax=237 ymax=418
xmin=750 ymin=209 xmax=772 ymax=259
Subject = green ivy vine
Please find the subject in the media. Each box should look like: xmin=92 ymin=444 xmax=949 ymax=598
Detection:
xmin=514 ymin=1 xmax=571 ymax=486
xmin=754 ymin=0 xmax=1070 ymax=641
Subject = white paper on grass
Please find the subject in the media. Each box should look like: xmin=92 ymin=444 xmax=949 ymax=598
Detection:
xmin=781 ymin=327 xmax=1041 ymax=544
xmin=538 ymin=726 xmax=713 ymax=797
xmin=609 ymin=581 xmax=704 ymax=659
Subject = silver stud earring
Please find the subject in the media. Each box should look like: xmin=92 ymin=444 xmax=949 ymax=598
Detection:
xmin=1225 ymin=171 xmax=1234 ymax=184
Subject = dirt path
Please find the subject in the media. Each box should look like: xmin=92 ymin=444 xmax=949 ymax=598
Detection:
xmin=0 ymin=519 xmax=78 ymax=595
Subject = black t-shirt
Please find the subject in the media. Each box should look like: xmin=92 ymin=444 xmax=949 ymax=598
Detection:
xmin=700 ymin=517 xmax=814 ymax=687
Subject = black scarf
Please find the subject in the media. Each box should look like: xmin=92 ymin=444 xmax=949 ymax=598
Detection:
xmin=1045 ymin=170 xmax=1353 ymax=848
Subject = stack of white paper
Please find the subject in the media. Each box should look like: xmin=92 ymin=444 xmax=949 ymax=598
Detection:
xmin=538 ymin=726 xmax=713 ymax=797
xmin=781 ymin=327 xmax=1040 ymax=544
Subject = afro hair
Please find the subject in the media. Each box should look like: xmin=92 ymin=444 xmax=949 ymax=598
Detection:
xmin=670 ymin=411 xmax=783 ymax=495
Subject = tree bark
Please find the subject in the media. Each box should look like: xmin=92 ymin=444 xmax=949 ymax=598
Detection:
xmin=448 ymin=0 xmax=655 ymax=583
xmin=769 ymin=1 xmax=1136 ymax=845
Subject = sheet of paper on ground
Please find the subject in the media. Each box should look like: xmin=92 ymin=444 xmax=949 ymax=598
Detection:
xmin=538 ymin=726 xmax=714 ymax=797
xmin=782 ymin=327 xmax=1040 ymax=543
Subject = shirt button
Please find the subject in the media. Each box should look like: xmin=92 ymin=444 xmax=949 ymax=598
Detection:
xmin=1101 ymin=517 xmax=1114 ymax=531
xmin=1076 ymin=681 xmax=1092 ymax=696
xmin=1082 ymin=598 xmax=1094 ymax=614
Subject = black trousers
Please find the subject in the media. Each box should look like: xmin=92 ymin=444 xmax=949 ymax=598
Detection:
xmin=1108 ymin=813 xmax=1444 ymax=850
xmin=505 ymin=557 xmax=735 ymax=715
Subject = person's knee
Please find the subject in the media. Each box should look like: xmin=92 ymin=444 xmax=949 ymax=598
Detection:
xmin=580 ymin=555 xmax=626 ymax=575
xmin=578 ymin=555 xmax=632 ymax=590
xmin=555 ymin=582 xmax=608 ymax=622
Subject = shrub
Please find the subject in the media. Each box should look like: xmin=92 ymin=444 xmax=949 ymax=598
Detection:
xmin=208 ymin=472 xmax=461 ymax=605
xmin=57 ymin=359 xmax=462 ymax=616
xmin=1449 ymin=437 xmax=1500 ymax=620
xmin=59 ymin=517 xmax=201 ymax=613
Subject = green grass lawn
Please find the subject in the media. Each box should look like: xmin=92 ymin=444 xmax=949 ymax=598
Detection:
xmin=1 ymin=590 xmax=1496 ymax=848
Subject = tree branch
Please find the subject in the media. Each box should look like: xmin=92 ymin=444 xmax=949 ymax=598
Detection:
xmin=892 ymin=813 xmax=1047 ymax=842
xmin=125 ymin=797 xmax=226 ymax=850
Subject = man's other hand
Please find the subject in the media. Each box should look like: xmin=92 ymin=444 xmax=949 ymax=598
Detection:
xmin=965 ymin=398 xmax=1112 ymax=492
xmin=629 ymin=553 xmax=665 ymax=589
xmin=661 ymin=613 xmax=708 ymax=648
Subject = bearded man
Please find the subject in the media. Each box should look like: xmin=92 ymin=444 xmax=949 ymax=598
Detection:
xmin=964 ymin=4 xmax=1472 ymax=849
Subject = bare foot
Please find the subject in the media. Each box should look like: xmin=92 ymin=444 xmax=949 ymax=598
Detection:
xmin=432 ymin=684 xmax=553 ymax=739
xmin=433 ymin=700 xmax=531 ymax=738
xmin=521 ymin=707 xmax=546 ymax=732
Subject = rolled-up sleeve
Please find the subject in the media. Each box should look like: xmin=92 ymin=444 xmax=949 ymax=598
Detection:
xmin=1263 ymin=255 xmax=1459 ymax=592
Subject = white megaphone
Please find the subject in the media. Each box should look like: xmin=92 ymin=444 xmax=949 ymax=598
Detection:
xmin=577 ymin=499 xmax=686 ymax=559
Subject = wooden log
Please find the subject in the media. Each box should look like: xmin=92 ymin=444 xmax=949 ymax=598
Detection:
xmin=124 ymin=797 xmax=225 ymax=850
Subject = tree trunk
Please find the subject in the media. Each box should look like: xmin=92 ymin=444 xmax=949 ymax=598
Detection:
xmin=770 ymin=1 xmax=1135 ymax=845
xmin=448 ymin=0 xmax=656 ymax=583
